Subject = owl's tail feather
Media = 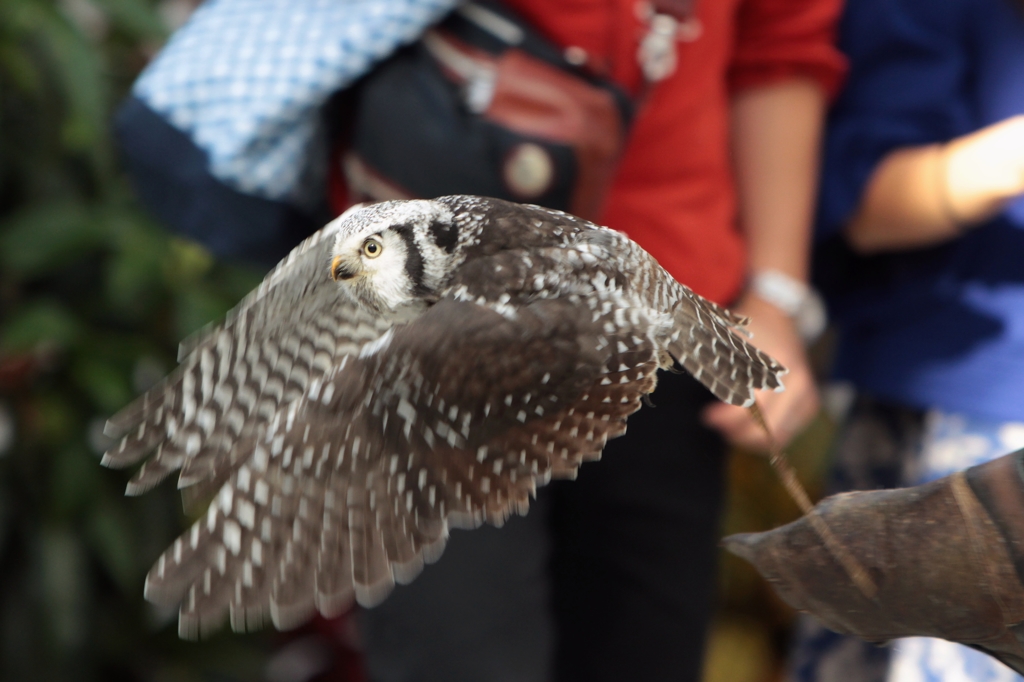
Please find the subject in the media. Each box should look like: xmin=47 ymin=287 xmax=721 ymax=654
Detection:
xmin=699 ymin=295 xmax=751 ymax=329
xmin=667 ymin=296 xmax=786 ymax=407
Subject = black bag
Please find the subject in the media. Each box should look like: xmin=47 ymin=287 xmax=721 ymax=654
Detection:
xmin=342 ymin=1 xmax=636 ymax=221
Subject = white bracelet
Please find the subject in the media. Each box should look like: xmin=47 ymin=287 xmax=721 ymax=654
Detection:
xmin=749 ymin=270 xmax=827 ymax=343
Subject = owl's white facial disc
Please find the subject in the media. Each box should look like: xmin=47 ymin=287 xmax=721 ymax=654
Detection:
xmin=328 ymin=200 xmax=458 ymax=313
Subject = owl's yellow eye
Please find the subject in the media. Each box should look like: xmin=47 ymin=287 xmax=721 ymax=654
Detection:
xmin=362 ymin=238 xmax=383 ymax=258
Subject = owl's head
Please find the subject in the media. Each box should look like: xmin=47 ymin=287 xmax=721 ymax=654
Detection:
xmin=328 ymin=199 xmax=459 ymax=314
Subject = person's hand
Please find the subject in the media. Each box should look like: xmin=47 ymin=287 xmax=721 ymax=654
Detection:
xmin=701 ymin=293 xmax=819 ymax=451
xmin=944 ymin=114 xmax=1024 ymax=223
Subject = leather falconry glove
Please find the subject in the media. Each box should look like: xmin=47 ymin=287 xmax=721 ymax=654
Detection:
xmin=724 ymin=449 xmax=1024 ymax=675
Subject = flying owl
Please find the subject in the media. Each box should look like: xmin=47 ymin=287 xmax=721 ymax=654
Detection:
xmin=101 ymin=195 xmax=785 ymax=638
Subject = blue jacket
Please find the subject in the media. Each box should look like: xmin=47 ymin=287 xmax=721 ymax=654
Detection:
xmin=815 ymin=0 xmax=1024 ymax=421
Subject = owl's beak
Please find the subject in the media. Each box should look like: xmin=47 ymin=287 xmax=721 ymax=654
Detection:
xmin=331 ymin=255 xmax=358 ymax=281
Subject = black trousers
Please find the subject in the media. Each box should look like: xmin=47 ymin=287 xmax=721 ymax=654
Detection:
xmin=359 ymin=372 xmax=727 ymax=682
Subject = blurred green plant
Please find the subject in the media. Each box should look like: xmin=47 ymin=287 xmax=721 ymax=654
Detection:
xmin=0 ymin=2 xmax=276 ymax=680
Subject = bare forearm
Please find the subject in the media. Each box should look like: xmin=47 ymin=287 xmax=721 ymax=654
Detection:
xmin=706 ymin=79 xmax=825 ymax=450
xmin=847 ymin=115 xmax=1024 ymax=253
xmin=731 ymin=78 xmax=827 ymax=282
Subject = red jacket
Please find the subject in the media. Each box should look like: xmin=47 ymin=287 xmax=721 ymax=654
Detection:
xmin=508 ymin=0 xmax=845 ymax=304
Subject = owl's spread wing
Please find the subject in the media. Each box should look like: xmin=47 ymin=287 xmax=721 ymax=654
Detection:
xmin=138 ymin=296 xmax=660 ymax=638
xmin=101 ymin=218 xmax=392 ymax=505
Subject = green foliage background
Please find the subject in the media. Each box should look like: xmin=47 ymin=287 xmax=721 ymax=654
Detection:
xmin=0 ymin=2 xmax=276 ymax=679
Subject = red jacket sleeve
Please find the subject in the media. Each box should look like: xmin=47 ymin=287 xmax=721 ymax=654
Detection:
xmin=729 ymin=0 xmax=847 ymax=99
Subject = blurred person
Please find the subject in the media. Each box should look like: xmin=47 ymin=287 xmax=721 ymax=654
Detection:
xmin=785 ymin=0 xmax=1024 ymax=679
xmin=351 ymin=1 xmax=843 ymax=680
xmin=116 ymin=0 xmax=844 ymax=680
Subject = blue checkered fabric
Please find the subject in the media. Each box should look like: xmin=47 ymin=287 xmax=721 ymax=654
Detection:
xmin=134 ymin=0 xmax=457 ymax=206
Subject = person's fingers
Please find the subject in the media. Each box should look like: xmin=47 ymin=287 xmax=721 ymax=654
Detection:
xmin=702 ymin=402 xmax=773 ymax=450
xmin=703 ymin=373 xmax=819 ymax=451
